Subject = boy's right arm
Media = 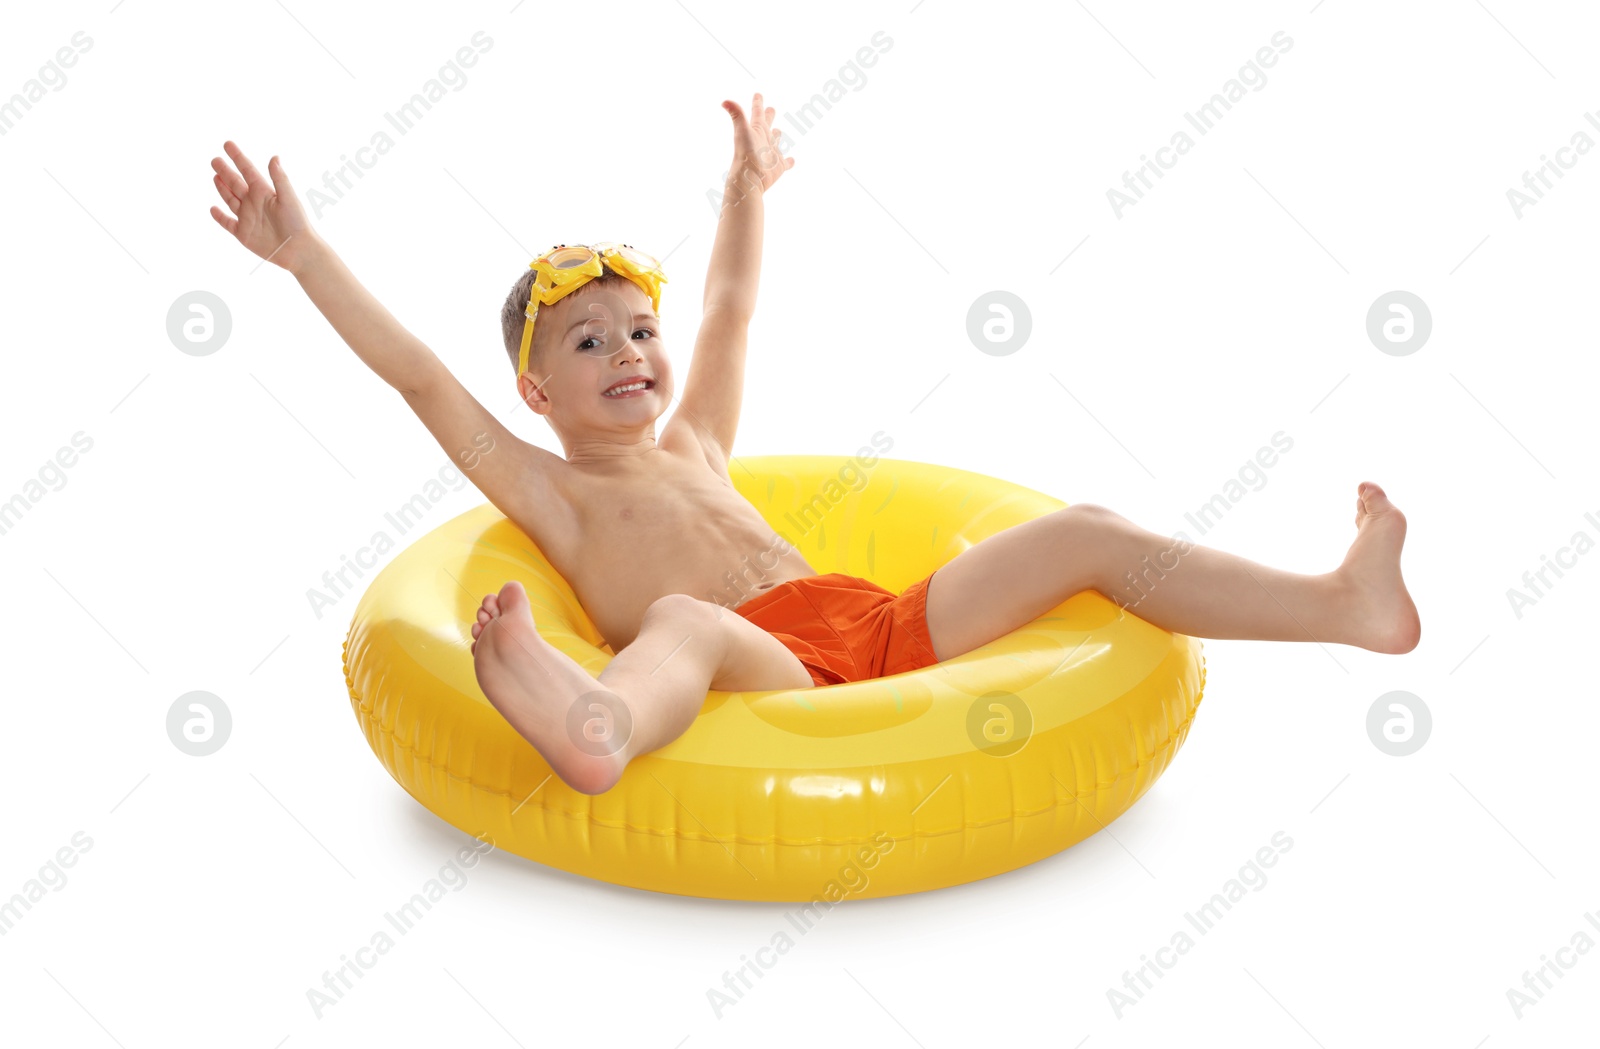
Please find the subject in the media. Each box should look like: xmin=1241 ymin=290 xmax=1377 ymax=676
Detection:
xmin=291 ymin=236 xmax=559 ymax=523
xmin=208 ymin=141 xmax=556 ymax=526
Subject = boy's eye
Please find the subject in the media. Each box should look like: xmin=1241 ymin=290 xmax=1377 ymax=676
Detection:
xmin=576 ymin=329 xmax=652 ymax=352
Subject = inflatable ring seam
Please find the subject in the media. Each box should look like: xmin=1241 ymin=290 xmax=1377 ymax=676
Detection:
xmin=343 ymin=648 xmax=1201 ymax=848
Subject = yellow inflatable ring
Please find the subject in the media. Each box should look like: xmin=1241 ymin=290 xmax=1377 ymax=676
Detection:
xmin=342 ymin=455 xmax=1206 ymax=901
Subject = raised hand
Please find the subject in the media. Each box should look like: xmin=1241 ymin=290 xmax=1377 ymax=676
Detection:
xmin=721 ymin=92 xmax=795 ymax=195
xmin=208 ymin=141 xmax=316 ymax=273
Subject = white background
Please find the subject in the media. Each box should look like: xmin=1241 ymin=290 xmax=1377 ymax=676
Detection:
xmin=2 ymin=0 xmax=1596 ymax=1045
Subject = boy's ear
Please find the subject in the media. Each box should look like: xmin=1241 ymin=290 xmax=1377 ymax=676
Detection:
xmin=518 ymin=371 xmax=552 ymax=414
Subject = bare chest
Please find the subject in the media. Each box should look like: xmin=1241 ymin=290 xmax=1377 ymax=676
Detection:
xmin=521 ymin=449 xmax=815 ymax=649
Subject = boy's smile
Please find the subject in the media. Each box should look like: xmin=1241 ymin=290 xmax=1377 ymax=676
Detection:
xmin=601 ymin=377 xmax=655 ymax=398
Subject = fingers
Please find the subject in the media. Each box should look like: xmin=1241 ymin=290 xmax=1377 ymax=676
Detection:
xmin=267 ymin=154 xmax=294 ymax=198
xmin=208 ymin=205 xmax=239 ymax=237
xmin=212 ymin=173 xmax=241 ymax=216
xmin=224 ymin=140 xmax=268 ymax=194
xmin=211 ymin=155 xmax=248 ymax=203
xmin=726 ymin=92 xmax=793 ymax=176
xmin=750 ymin=92 xmax=776 ymax=130
xmin=727 ymin=93 xmax=778 ymax=132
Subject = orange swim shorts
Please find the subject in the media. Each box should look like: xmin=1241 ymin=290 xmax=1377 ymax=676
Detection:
xmin=729 ymin=571 xmax=943 ymax=688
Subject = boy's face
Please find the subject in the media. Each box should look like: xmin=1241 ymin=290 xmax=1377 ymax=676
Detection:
xmin=517 ymin=278 xmax=673 ymax=437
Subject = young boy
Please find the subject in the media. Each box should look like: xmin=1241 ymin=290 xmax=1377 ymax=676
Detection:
xmin=209 ymin=93 xmax=1419 ymax=799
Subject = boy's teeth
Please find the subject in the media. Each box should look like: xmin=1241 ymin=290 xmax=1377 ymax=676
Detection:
xmin=604 ymin=381 xmax=648 ymax=396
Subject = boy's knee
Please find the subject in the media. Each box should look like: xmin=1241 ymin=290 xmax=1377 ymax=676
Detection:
xmin=641 ymin=593 xmax=734 ymax=665
xmin=1058 ymin=502 xmax=1123 ymax=534
xmin=1065 ymin=501 xmax=1114 ymax=520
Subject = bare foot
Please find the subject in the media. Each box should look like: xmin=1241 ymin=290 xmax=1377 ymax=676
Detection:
xmin=471 ymin=581 xmax=629 ymax=795
xmin=1335 ymin=482 xmax=1421 ymax=654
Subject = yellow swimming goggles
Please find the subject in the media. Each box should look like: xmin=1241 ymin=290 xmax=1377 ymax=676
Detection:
xmin=518 ymin=242 xmax=667 ymax=377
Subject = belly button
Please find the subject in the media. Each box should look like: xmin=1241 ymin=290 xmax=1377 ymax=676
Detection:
xmin=621 ymin=508 xmax=633 ymax=519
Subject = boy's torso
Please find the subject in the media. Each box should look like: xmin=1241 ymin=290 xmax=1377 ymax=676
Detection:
xmin=508 ymin=434 xmax=819 ymax=651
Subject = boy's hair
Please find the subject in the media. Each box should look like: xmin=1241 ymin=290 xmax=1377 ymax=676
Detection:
xmin=500 ymin=264 xmax=634 ymax=377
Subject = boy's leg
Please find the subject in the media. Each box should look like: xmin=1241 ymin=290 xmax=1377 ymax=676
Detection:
xmin=923 ymin=482 xmax=1419 ymax=659
xmin=472 ymin=586 xmax=814 ymax=796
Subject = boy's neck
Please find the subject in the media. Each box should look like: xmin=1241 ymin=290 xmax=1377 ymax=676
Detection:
xmin=563 ymin=432 xmax=660 ymax=465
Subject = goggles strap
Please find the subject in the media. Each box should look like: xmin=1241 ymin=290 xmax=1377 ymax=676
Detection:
xmin=517 ymin=303 xmax=538 ymax=377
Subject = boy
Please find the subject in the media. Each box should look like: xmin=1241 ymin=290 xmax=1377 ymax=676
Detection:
xmin=209 ymin=93 xmax=1419 ymax=798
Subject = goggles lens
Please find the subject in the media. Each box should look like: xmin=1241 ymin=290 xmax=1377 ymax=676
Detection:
xmin=545 ymin=245 xmax=602 ymax=271
xmin=610 ymin=244 xmax=662 ymax=275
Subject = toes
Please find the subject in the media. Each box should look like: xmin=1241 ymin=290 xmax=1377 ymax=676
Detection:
xmin=473 ymin=582 xmax=532 ymax=653
xmin=497 ymin=580 xmax=531 ymax=618
xmin=1354 ymin=481 xmax=1392 ymax=517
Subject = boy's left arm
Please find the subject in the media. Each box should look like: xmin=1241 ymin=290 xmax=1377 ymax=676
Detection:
xmin=672 ymin=93 xmax=794 ymax=471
